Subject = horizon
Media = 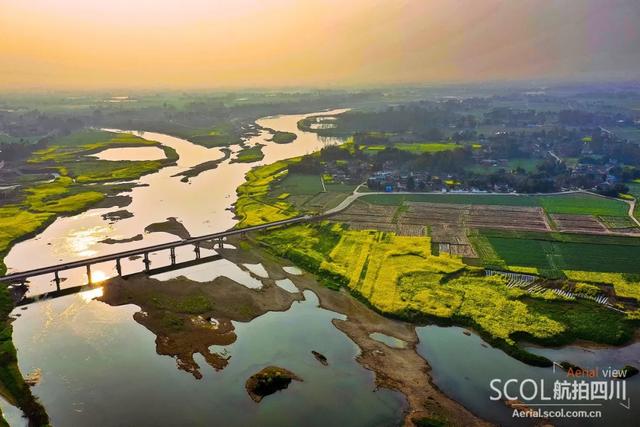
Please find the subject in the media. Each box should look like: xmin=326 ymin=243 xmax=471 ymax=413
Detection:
xmin=2 ymin=0 xmax=639 ymax=90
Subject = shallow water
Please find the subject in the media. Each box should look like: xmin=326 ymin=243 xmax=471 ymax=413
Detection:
xmin=282 ymin=266 xmax=303 ymax=276
xmin=2 ymin=109 xmax=411 ymax=425
xmin=152 ymin=257 xmax=264 ymax=289
xmin=90 ymin=146 xmax=167 ymax=161
xmin=5 ymin=107 xmax=637 ymax=426
xmin=6 ymin=110 xmax=345 ymax=296
xmin=6 ymin=290 xmax=405 ymax=427
xmin=275 ymin=279 xmax=299 ymax=293
xmin=416 ymin=325 xmax=640 ymax=426
xmin=242 ymin=263 xmax=270 ymax=279
xmin=369 ymin=332 xmax=408 ymax=349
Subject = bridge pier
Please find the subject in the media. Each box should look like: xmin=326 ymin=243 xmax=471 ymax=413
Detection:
xmin=170 ymin=247 xmax=176 ymax=265
xmin=143 ymin=253 xmax=151 ymax=272
xmin=0 ymin=215 xmax=310 ymax=288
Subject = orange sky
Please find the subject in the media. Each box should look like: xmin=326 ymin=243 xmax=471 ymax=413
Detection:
xmin=1 ymin=0 xmax=638 ymax=89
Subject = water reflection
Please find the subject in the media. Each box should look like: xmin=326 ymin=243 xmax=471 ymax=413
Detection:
xmin=66 ymin=225 xmax=111 ymax=257
xmin=416 ymin=325 xmax=640 ymax=426
xmin=11 ymin=288 xmax=404 ymax=427
xmin=79 ymin=287 xmax=104 ymax=303
xmin=90 ymin=146 xmax=167 ymax=161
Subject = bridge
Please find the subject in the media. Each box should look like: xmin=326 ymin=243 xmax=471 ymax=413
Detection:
xmin=0 ymin=215 xmax=320 ymax=294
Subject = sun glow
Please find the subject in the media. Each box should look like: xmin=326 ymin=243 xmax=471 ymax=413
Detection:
xmin=1 ymin=0 xmax=638 ymax=89
xmin=79 ymin=287 xmax=104 ymax=302
xmin=66 ymin=226 xmax=110 ymax=257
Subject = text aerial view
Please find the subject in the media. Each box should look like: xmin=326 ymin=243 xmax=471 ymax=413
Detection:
xmin=1 ymin=1 xmax=640 ymax=426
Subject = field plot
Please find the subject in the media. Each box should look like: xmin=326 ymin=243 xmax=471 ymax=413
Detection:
xmin=331 ymin=200 xmax=552 ymax=257
xmin=361 ymin=192 xmax=629 ymax=217
xmin=399 ymin=202 xmax=550 ymax=232
xmin=599 ymin=215 xmax=640 ymax=233
xmin=551 ymin=214 xmax=607 ymax=233
xmin=477 ymin=229 xmax=640 ymax=275
xmin=330 ymin=201 xmax=405 ymax=233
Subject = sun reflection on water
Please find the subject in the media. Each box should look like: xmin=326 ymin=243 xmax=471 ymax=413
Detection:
xmin=66 ymin=225 xmax=111 ymax=257
xmin=79 ymin=287 xmax=104 ymax=303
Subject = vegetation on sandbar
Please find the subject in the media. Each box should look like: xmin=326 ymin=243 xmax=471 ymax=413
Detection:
xmin=232 ymin=144 xmax=265 ymax=164
xmin=270 ymin=131 xmax=297 ymax=144
xmin=245 ymin=366 xmax=302 ymax=402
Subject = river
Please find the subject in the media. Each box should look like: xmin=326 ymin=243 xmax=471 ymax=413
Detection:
xmin=1 ymin=109 xmax=638 ymax=426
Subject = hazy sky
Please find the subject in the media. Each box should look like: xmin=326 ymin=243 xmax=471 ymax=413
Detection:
xmin=1 ymin=0 xmax=639 ymax=89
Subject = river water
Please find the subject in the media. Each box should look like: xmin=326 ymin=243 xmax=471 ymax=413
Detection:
xmin=2 ymin=109 xmax=407 ymax=426
xmin=2 ymin=109 xmax=639 ymax=426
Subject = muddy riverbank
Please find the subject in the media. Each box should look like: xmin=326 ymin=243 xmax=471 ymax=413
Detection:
xmin=218 ymin=237 xmax=489 ymax=426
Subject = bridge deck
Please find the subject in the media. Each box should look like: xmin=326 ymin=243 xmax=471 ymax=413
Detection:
xmin=0 ymin=214 xmax=317 ymax=284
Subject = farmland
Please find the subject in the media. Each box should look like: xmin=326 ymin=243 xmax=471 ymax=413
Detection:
xmin=475 ymin=229 xmax=640 ymax=274
xmin=361 ymin=192 xmax=630 ymax=216
xmin=255 ymin=223 xmax=636 ymax=365
xmin=235 ymin=161 xmax=357 ymax=227
xmin=361 ymin=142 xmax=460 ymax=155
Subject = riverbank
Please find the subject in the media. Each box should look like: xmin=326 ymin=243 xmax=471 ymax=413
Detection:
xmin=220 ymin=237 xmax=490 ymax=426
xmin=232 ymin=141 xmax=640 ymax=370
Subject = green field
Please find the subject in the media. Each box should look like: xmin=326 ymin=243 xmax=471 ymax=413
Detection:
xmin=468 ymin=158 xmax=542 ymax=174
xmin=475 ymin=229 xmax=640 ymax=274
xmin=362 ymin=142 xmax=459 ymax=155
xmin=361 ymin=192 xmax=629 ymax=216
xmin=271 ymin=173 xmax=325 ymax=196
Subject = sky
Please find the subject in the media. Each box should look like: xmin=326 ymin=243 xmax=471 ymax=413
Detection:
xmin=1 ymin=0 xmax=639 ymax=90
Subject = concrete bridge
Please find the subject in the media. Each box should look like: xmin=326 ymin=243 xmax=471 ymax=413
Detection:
xmin=0 ymin=215 xmax=318 ymax=294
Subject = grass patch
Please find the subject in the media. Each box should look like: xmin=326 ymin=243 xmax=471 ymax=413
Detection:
xmin=525 ymin=299 xmax=634 ymax=346
xmin=627 ymin=182 xmax=640 ymax=221
xmin=361 ymin=142 xmax=460 ymax=155
xmin=393 ymin=142 xmax=460 ymax=153
xmin=272 ymin=174 xmax=324 ymax=196
xmin=186 ymin=124 xmax=242 ymax=148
